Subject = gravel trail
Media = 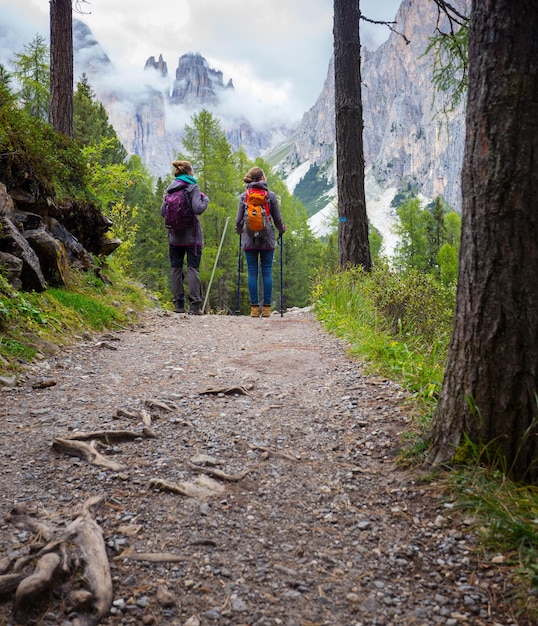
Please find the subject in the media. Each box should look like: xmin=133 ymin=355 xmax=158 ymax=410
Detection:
xmin=0 ymin=309 xmax=525 ymax=626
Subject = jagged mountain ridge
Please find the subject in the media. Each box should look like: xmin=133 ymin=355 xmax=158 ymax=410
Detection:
xmin=73 ymin=21 xmax=294 ymax=175
xmin=274 ymin=0 xmax=468 ymax=248
xmin=73 ymin=1 xmax=468 ymax=252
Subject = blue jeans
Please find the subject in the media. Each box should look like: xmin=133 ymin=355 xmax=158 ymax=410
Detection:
xmin=244 ymin=249 xmax=274 ymax=306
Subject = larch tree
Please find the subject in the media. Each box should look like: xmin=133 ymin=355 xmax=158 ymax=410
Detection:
xmin=10 ymin=35 xmax=49 ymax=120
xmin=427 ymin=0 xmax=538 ymax=482
xmin=49 ymin=0 xmax=73 ymax=137
xmin=333 ymin=0 xmax=371 ymax=270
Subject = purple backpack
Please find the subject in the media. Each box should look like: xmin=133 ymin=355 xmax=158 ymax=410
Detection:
xmin=164 ymin=185 xmax=195 ymax=231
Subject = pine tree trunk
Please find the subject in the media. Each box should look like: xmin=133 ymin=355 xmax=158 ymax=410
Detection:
xmin=428 ymin=0 xmax=538 ymax=482
xmin=333 ymin=0 xmax=371 ymax=270
xmin=49 ymin=0 xmax=73 ymax=137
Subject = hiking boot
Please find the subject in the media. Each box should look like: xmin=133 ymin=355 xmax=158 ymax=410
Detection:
xmin=188 ymin=305 xmax=203 ymax=315
xmin=173 ymin=300 xmax=185 ymax=314
xmin=250 ymin=305 xmax=260 ymax=318
xmin=261 ymin=305 xmax=272 ymax=318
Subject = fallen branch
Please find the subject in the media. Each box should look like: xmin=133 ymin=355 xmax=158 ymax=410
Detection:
xmin=52 ymin=438 xmax=125 ymax=471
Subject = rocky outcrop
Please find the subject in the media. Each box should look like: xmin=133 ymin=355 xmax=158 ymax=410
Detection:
xmin=362 ymin=0 xmax=468 ymax=210
xmin=0 ymin=183 xmax=117 ymax=292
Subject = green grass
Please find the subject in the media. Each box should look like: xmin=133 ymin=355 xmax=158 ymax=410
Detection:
xmin=313 ymin=264 xmax=452 ymax=413
xmin=448 ymin=467 xmax=538 ymax=617
xmin=46 ymin=288 xmax=122 ymax=330
xmin=312 ymin=263 xmax=537 ymax=619
xmin=0 ymin=269 xmax=155 ymax=373
xmin=0 ymin=338 xmax=37 ymax=363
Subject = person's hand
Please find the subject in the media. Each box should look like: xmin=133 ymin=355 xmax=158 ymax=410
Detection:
xmin=281 ymin=224 xmax=287 ymax=234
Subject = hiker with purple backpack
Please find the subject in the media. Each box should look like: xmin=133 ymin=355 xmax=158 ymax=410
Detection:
xmin=235 ymin=167 xmax=286 ymax=318
xmin=161 ymin=160 xmax=209 ymax=315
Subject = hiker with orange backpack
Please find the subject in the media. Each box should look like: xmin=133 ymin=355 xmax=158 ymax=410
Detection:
xmin=235 ymin=167 xmax=286 ymax=318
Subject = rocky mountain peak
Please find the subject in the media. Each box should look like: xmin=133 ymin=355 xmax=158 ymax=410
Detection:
xmin=170 ymin=52 xmax=233 ymax=107
xmin=144 ymin=54 xmax=168 ymax=77
xmin=276 ymin=0 xmax=469 ymax=247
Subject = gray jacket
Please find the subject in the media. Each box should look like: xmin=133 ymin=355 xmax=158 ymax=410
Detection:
xmin=160 ymin=179 xmax=209 ymax=248
xmin=235 ymin=182 xmax=285 ymax=251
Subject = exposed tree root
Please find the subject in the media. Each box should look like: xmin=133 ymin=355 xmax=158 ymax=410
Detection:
xmin=65 ymin=429 xmax=153 ymax=444
xmin=187 ymin=461 xmax=260 ymax=482
xmin=52 ymin=437 xmax=125 ymax=471
xmin=118 ymin=551 xmax=187 ymax=563
xmin=249 ymin=443 xmax=301 ymax=461
xmin=199 ymin=385 xmax=253 ymax=397
xmin=147 ymin=476 xmax=225 ymax=499
xmin=5 ymin=496 xmax=112 ymax=626
xmin=145 ymin=399 xmax=177 ymax=411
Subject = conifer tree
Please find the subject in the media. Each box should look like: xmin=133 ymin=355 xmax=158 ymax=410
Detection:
xmin=182 ymin=110 xmax=238 ymax=312
xmin=49 ymin=0 xmax=73 ymax=137
xmin=427 ymin=0 xmax=538 ymax=482
xmin=333 ymin=0 xmax=371 ymax=270
xmin=11 ymin=35 xmax=49 ymax=120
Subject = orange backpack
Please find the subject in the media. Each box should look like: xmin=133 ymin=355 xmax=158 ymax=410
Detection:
xmin=244 ymin=188 xmax=270 ymax=239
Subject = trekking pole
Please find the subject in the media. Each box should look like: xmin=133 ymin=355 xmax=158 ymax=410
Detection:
xmin=202 ymin=216 xmax=230 ymax=314
xmin=279 ymin=233 xmax=284 ymax=317
xmin=235 ymin=233 xmax=242 ymax=315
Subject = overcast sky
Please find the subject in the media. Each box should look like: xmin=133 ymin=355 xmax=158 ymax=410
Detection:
xmin=0 ymin=0 xmax=401 ymax=122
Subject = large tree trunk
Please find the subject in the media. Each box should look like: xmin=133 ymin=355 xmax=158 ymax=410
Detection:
xmin=49 ymin=0 xmax=74 ymax=137
xmin=427 ymin=0 xmax=538 ymax=482
xmin=333 ymin=0 xmax=371 ymax=270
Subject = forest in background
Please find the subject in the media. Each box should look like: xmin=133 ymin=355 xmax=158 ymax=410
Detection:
xmin=1 ymin=20 xmax=537 ymax=620
xmin=1 ymin=35 xmax=463 ymax=314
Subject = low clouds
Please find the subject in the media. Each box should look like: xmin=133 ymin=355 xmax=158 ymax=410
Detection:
xmin=0 ymin=0 xmax=400 ymax=126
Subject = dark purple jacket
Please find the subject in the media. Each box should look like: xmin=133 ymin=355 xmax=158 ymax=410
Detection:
xmin=235 ymin=182 xmax=285 ymax=251
xmin=160 ymin=179 xmax=209 ymax=248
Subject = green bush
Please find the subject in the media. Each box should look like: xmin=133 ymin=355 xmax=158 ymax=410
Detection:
xmin=365 ymin=263 xmax=455 ymax=344
xmin=313 ymin=263 xmax=452 ymax=406
xmin=0 ymin=83 xmax=90 ymax=201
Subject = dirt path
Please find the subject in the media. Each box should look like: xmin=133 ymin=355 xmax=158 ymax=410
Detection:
xmin=0 ymin=309 xmax=524 ymax=625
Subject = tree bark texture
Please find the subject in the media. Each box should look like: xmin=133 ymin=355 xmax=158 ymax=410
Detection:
xmin=49 ymin=0 xmax=74 ymax=137
xmin=428 ymin=0 xmax=538 ymax=481
xmin=333 ymin=0 xmax=372 ymax=270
